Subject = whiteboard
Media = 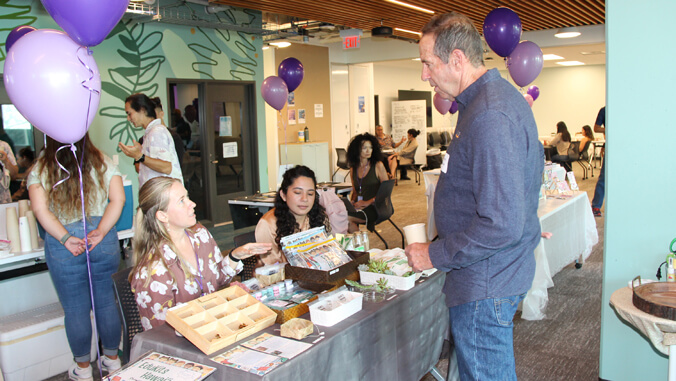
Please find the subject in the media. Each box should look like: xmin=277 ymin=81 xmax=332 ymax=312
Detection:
xmin=391 ymin=100 xmax=427 ymax=166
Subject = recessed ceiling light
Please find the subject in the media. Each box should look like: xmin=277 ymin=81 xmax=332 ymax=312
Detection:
xmin=554 ymin=27 xmax=581 ymax=39
xmin=412 ymin=58 xmax=421 ymax=61
xmin=269 ymin=41 xmax=291 ymax=48
xmin=262 ymin=45 xmax=270 ymax=50
xmin=556 ymin=61 xmax=585 ymax=66
xmin=580 ymin=50 xmax=606 ymax=55
xmin=332 ymin=70 xmax=348 ymax=75
xmin=394 ymin=28 xmax=422 ymax=36
xmin=543 ymin=54 xmax=564 ymax=60
xmin=385 ymin=0 xmax=434 ymax=14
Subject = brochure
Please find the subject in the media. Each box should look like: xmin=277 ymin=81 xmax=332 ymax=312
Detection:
xmin=103 ymin=351 xmax=215 ymax=381
xmin=210 ymin=346 xmax=286 ymax=375
xmin=241 ymin=332 xmax=312 ymax=359
xmin=280 ymin=226 xmax=352 ymax=270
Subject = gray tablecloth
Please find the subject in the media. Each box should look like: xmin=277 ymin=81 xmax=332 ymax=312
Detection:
xmin=130 ymin=271 xmax=448 ymax=380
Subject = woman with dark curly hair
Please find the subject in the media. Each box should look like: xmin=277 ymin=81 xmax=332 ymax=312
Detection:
xmin=255 ymin=165 xmax=330 ymax=265
xmin=346 ymin=133 xmax=389 ymax=232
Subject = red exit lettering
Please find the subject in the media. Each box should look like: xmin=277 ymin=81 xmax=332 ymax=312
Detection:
xmin=343 ymin=36 xmax=360 ymax=49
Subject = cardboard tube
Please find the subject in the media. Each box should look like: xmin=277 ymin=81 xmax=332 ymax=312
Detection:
xmin=26 ymin=211 xmax=40 ymax=250
xmin=18 ymin=200 xmax=29 ymax=217
xmin=6 ymin=207 xmax=20 ymax=253
xmin=19 ymin=216 xmax=32 ymax=252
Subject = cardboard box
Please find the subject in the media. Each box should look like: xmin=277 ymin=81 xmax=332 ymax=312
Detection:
xmin=284 ymin=250 xmax=369 ymax=287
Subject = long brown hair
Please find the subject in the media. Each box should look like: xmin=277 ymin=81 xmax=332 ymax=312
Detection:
xmin=35 ymin=133 xmax=107 ymax=221
xmin=130 ymin=176 xmax=193 ymax=286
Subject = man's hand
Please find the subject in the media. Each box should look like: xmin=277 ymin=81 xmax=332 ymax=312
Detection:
xmin=405 ymin=242 xmax=434 ymax=272
xmin=118 ymin=141 xmax=143 ymax=160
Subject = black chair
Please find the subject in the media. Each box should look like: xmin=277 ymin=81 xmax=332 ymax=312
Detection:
xmin=576 ymin=139 xmax=594 ymax=180
xmin=332 ymin=148 xmax=350 ymax=182
xmin=111 ymin=267 xmax=143 ymax=365
xmin=440 ymin=131 xmax=452 ymax=150
xmin=234 ymin=230 xmax=257 ymax=281
xmin=369 ymin=179 xmax=404 ymax=249
xmin=427 ymin=131 xmax=441 ymax=148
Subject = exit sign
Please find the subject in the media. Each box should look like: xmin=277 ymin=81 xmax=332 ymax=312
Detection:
xmin=343 ymin=35 xmax=360 ymax=49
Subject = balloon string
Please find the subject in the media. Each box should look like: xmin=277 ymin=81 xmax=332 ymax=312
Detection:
xmin=70 ymin=144 xmax=103 ymax=379
xmin=52 ymin=145 xmax=72 ymax=189
xmin=278 ymin=110 xmax=289 ymax=171
xmin=77 ymin=47 xmax=98 ymax=149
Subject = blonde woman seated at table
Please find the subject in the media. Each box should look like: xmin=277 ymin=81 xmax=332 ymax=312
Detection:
xmin=389 ymin=128 xmax=421 ymax=181
xmin=255 ymin=165 xmax=331 ymax=265
xmin=130 ymin=177 xmax=272 ymax=330
xmin=346 ymin=133 xmax=389 ymax=233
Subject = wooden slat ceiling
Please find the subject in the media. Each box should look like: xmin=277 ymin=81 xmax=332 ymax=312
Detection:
xmin=211 ymin=0 xmax=605 ymax=40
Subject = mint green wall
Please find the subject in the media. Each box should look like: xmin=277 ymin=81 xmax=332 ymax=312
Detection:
xmin=0 ymin=2 xmax=268 ymax=205
xmin=599 ymin=1 xmax=676 ymax=380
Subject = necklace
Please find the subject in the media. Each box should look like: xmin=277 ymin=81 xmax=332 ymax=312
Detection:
xmin=357 ymin=161 xmax=369 ymax=195
xmin=183 ymin=230 xmax=205 ymax=296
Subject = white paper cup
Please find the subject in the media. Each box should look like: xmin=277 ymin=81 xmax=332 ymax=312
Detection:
xmin=403 ymin=223 xmax=427 ymax=245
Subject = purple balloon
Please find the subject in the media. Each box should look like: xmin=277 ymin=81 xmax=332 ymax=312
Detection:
xmin=450 ymin=101 xmax=458 ymax=114
xmin=5 ymin=25 xmax=36 ymax=52
xmin=506 ymin=41 xmax=543 ymax=88
xmin=3 ymin=29 xmax=100 ymax=144
xmin=261 ymin=76 xmax=288 ymax=111
xmin=41 ymin=0 xmax=130 ymax=47
xmin=278 ymin=57 xmax=304 ymax=93
xmin=483 ymin=7 xmax=522 ymax=58
xmin=527 ymin=85 xmax=540 ymax=101
xmin=433 ymin=93 xmax=452 ymax=114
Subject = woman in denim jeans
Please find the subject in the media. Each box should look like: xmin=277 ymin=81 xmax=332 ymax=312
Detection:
xmin=28 ymin=133 xmax=125 ymax=381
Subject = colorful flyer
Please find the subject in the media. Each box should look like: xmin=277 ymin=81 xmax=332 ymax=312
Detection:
xmin=104 ymin=351 xmax=215 ymax=381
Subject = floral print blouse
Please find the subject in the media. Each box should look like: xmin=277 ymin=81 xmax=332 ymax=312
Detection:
xmin=131 ymin=223 xmax=242 ymax=330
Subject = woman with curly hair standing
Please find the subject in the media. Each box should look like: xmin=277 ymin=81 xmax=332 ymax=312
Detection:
xmin=346 ymin=133 xmax=389 ymax=232
xmin=28 ymin=133 xmax=125 ymax=380
xmin=255 ymin=165 xmax=330 ymax=265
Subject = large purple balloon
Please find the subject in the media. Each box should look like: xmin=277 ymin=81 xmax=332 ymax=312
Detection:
xmin=527 ymin=85 xmax=540 ymax=101
xmin=433 ymin=93 xmax=452 ymax=114
xmin=450 ymin=101 xmax=458 ymax=114
xmin=483 ymin=7 xmax=522 ymax=58
xmin=506 ymin=41 xmax=544 ymax=88
xmin=41 ymin=0 xmax=130 ymax=47
xmin=3 ymin=29 xmax=100 ymax=144
xmin=278 ymin=57 xmax=304 ymax=93
xmin=261 ymin=76 xmax=288 ymax=111
xmin=5 ymin=25 xmax=36 ymax=52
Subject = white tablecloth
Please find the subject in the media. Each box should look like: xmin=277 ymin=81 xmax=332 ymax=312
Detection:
xmin=424 ymin=175 xmax=599 ymax=320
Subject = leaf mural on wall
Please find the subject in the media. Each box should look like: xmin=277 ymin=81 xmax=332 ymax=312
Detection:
xmin=187 ymin=9 xmax=259 ymax=80
xmin=98 ymin=20 xmax=165 ymax=149
xmin=0 ymin=0 xmax=36 ymax=62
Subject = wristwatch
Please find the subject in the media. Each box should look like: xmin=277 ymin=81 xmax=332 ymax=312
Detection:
xmin=134 ymin=154 xmax=146 ymax=164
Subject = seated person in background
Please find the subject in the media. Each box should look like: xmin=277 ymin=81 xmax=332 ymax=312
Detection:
xmin=549 ymin=121 xmax=572 ymax=169
xmin=255 ymin=165 xmax=331 ymax=265
xmin=579 ymin=125 xmax=594 ymax=156
xmin=11 ymin=147 xmax=35 ymax=201
xmin=346 ymin=133 xmax=389 ymax=232
xmin=0 ymin=141 xmax=18 ymax=204
xmin=389 ymin=129 xmax=421 ymax=181
xmin=130 ymin=177 xmax=272 ymax=330
xmin=375 ymin=124 xmax=405 ymax=178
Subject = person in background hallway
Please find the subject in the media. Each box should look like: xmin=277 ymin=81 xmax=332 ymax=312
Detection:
xmin=11 ymin=147 xmax=35 ymax=201
xmin=28 ymin=133 xmax=125 ymax=380
xmin=0 ymin=118 xmax=16 ymax=156
xmin=549 ymin=121 xmax=572 ymax=171
xmin=405 ymin=12 xmax=543 ymax=381
xmin=118 ymin=93 xmax=183 ymax=188
xmin=591 ymin=106 xmax=606 ymax=217
xmin=375 ymin=124 xmax=405 ymax=178
xmin=389 ymin=128 xmax=421 ymax=181
xmin=346 ymin=133 xmax=389 ymax=232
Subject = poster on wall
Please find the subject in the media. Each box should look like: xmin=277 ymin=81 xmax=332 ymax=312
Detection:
xmin=314 ymin=104 xmax=323 ymax=118
xmin=288 ymin=92 xmax=295 ymax=106
xmin=222 ymin=142 xmax=238 ymax=158
xmin=298 ymin=109 xmax=306 ymax=124
xmin=219 ymin=116 xmax=232 ymax=137
xmin=358 ymin=96 xmax=365 ymax=113
xmin=391 ymin=100 xmax=427 ymax=166
xmin=288 ymin=109 xmax=297 ymax=125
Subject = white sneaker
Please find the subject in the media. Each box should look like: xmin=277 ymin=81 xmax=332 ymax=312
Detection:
xmin=68 ymin=363 xmax=93 ymax=381
xmin=101 ymin=355 xmax=122 ymax=373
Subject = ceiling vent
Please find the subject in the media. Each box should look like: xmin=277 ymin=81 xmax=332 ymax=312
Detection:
xmin=371 ymin=26 xmax=393 ymax=37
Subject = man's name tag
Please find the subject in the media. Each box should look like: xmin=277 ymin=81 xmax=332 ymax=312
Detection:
xmin=440 ymin=153 xmax=450 ymax=173
xmin=357 ymin=196 xmax=363 ymax=201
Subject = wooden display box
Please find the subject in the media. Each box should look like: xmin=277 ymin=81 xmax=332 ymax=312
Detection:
xmin=166 ymin=285 xmax=276 ymax=355
xmin=284 ymin=250 xmax=369 ymax=287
